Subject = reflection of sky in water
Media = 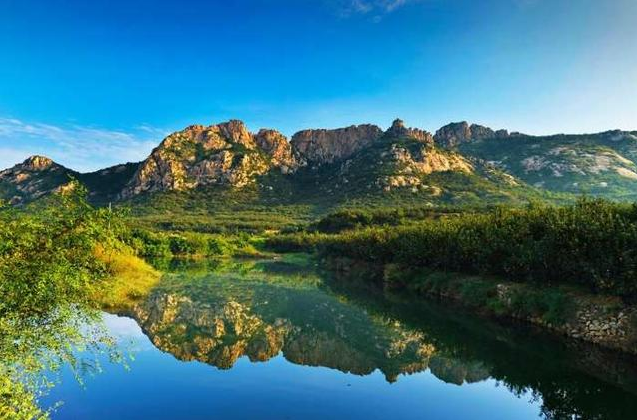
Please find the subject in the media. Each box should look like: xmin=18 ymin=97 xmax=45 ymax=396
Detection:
xmin=102 ymin=313 xmax=155 ymax=353
xmin=46 ymin=313 xmax=541 ymax=420
xmin=103 ymin=313 xmax=142 ymax=337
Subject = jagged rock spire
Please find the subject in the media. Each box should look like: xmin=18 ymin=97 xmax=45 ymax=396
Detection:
xmin=384 ymin=118 xmax=433 ymax=144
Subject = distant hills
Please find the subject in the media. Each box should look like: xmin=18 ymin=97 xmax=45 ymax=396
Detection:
xmin=2 ymin=118 xmax=637 ymax=208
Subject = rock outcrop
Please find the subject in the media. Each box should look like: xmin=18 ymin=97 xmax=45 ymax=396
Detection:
xmin=434 ymin=122 xmax=509 ymax=148
xmin=20 ymin=155 xmax=55 ymax=171
xmin=120 ymin=120 xmax=297 ymax=198
xmin=254 ymin=129 xmax=297 ymax=173
xmin=291 ymin=124 xmax=383 ymax=166
xmin=385 ymin=119 xmax=433 ymax=144
xmin=375 ymin=144 xmax=473 ymax=192
xmin=0 ymin=155 xmax=75 ymax=204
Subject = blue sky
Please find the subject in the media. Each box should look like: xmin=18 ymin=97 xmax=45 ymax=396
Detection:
xmin=1 ymin=0 xmax=636 ymax=171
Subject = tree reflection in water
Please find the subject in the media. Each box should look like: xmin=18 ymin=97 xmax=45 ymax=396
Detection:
xmin=0 ymin=305 xmax=118 ymax=419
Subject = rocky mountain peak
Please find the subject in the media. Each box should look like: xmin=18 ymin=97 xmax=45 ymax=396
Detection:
xmin=390 ymin=118 xmax=406 ymax=130
xmin=384 ymin=119 xmax=433 ymax=143
xmin=434 ymin=122 xmax=509 ymax=148
xmin=217 ymin=119 xmax=255 ymax=149
xmin=120 ymin=120 xmax=298 ymax=198
xmin=21 ymin=155 xmax=55 ymax=171
xmin=255 ymin=129 xmax=297 ymax=173
xmin=0 ymin=155 xmax=72 ymax=205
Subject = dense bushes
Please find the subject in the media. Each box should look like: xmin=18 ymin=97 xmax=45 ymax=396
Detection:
xmin=122 ymin=228 xmax=261 ymax=259
xmin=0 ymin=185 xmax=121 ymax=317
xmin=272 ymin=199 xmax=637 ymax=298
xmin=311 ymin=206 xmax=462 ymax=233
xmin=264 ymin=232 xmax=330 ymax=253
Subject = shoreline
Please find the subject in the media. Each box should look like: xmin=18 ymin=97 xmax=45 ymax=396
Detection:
xmin=324 ymin=256 xmax=637 ymax=355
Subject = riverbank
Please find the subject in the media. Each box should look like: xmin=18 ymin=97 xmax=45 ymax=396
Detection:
xmin=324 ymin=256 xmax=637 ymax=354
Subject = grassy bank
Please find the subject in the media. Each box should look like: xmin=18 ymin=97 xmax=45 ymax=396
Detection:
xmin=267 ymin=199 xmax=637 ymax=299
xmin=95 ymin=246 xmax=161 ymax=311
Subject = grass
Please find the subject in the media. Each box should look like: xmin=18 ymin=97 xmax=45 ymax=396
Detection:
xmin=95 ymin=246 xmax=161 ymax=311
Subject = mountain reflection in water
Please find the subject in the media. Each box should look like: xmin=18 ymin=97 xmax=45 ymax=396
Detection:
xmin=41 ymin=256 xmax=636 ymax=419
xmin=128 ymin=258 xmax=489 ymax=385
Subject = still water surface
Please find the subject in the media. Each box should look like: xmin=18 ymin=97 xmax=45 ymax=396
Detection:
xmin=45 ymin=257 xmax=637 ymax=419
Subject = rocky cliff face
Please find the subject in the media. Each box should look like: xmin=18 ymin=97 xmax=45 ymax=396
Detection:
xmin=434 ymin=121 xmax=509 ymax=148
xmin=254 ymin=129 xmax=297 ymax=173
xmin=291 ymin=124 xmax=384 ymax=166
xmin=120 ymin=120 xmax=296 ymax=198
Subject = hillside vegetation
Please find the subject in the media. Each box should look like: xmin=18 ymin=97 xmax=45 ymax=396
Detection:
xmin=267 ymin=199 xmax=637 ymax=299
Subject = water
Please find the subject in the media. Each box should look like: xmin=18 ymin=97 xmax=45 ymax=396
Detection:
xmin=44 ymin=257 xmax=637 ymax=419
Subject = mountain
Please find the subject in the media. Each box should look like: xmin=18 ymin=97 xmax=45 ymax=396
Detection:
xmin=119 ymin=118 xmax=539 ymax=208
xmin=1 ymin=118 xmax=636 ymax=211
xmin=434 ymin=122 xmax=637 ymax=200
xmin=0 ymin=156 xmax=139 ymax=205
xmin=0 ymin=156 xmax=76 ymax=205
xmin=119 ymin=120 xmax=296 ymax=199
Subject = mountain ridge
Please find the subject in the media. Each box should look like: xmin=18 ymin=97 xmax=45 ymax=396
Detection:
xmin=2 ymin=118 xmax=636 ymax=206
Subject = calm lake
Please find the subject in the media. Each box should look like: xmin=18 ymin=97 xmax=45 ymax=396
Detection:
xmin=44 ymin=256 xmax=637 ymax=419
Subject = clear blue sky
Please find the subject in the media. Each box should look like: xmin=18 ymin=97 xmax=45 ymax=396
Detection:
xmin=1 ymin=0 xmax=636 ymax=171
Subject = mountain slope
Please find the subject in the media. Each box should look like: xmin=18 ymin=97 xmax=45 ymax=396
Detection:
xmin=434 ymin=122 xmax=637 ymax=200
xmin=120 ymin=120 xmax=296 ymax=199
xmin=79 ymin=162 xmax=141 ymax=204
xmin=0 ymin=156 xmax=77 ymax=205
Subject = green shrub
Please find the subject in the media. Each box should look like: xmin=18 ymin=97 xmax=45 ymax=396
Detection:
xmin=277 ymin=198 xmax=637 ymax=299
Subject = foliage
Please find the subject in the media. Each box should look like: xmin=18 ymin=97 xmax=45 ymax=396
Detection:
xmin=0 ymin=183 xmax=124 ymax=418
xmin=121 ymin=228 xmax=264 ymax=259
xmin=0 ymin=183 xmax=123 ymax=317
xmin=96 ymin=246 xmax=161 ymax=311
xmin=270 ymin=198 xmax=637 ymax=298
xmin=311 ymin=207 xmax=457 ymax=233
